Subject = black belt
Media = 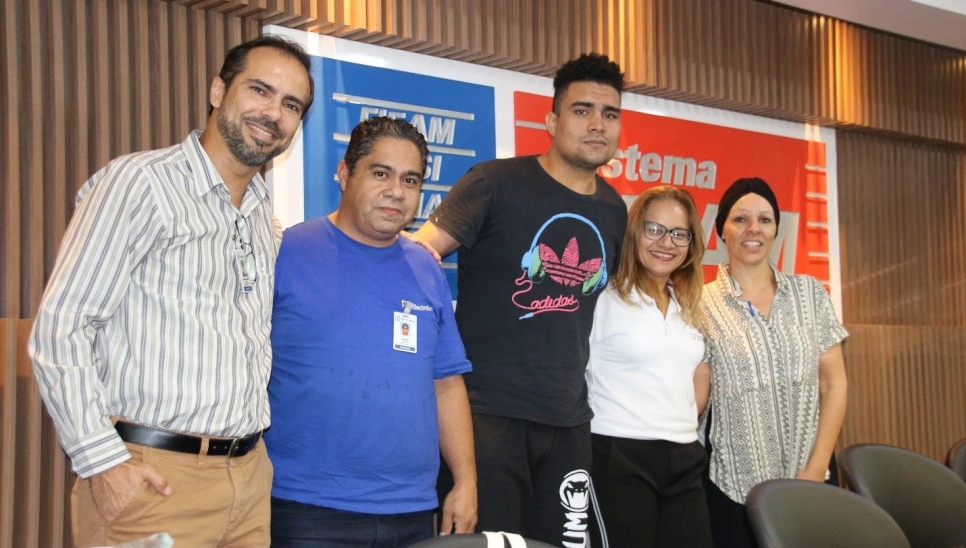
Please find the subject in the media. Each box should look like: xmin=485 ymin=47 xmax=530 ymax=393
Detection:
xmin=115 ymin=421 xmax=262 ymax=458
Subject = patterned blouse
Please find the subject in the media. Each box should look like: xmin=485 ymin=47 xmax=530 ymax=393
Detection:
xmin=701 ymin=263 xmax=848 ymax=503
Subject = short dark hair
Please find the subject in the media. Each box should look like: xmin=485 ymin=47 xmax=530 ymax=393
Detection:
xmin=212 ymin=34 xmax=315 ymax=118
xmin=343 ymin=117 xmax=430 ymax=176
xmin=552 ymin=53 xmax=625 ymax=113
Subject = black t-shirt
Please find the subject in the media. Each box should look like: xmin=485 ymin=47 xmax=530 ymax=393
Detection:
xmin=431 ymin=156 xmax=628 ymax=426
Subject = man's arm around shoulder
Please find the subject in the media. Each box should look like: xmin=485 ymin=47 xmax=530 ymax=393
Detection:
xmin=415 ymin=221 xmax=460 ymax=258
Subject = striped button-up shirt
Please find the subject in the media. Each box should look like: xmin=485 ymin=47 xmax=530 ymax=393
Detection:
xmin=701 ymin=263 xmax=848 ymax=503
xmin=29 ymin=131 xmax=280 ymax=478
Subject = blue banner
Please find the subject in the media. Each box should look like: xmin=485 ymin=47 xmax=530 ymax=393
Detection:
xmin=301 ymin=58 xmax=496 ymax=297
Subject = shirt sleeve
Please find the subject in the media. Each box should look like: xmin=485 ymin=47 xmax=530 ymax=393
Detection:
xmin=430 ymin=267 xmax=472 ymax=380
xmin=428 ymin=163 xmax=497 ymax=250
xmin=271 ymin=213 xmax=284 ymax=248
xmin=811 ymin=277 xmax=849 ymax=353
xmin=588 ymin=286 xmax=617 ymax=345
xmin=28 ymin=158 xmax=162 ymax=478
xmin=701 ymin=337 xmax=715 ymax=365
xmin=699 ymin=297 xmax=717 ymax=366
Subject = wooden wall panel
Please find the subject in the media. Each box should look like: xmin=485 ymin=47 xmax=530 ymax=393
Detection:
xmin=841 ymin=325 xmax=966 ymax=460
xmin=839 ymin=132 xmax=966 ymax=327
xmin=838 ymin=131 xmax=966 ymax=462
xmin=1 ymin=0 xmax=24 ymax=544
xmin=0 ymin=1 xmax=265 ymax=544
xmin=829 ymin=20 xmax=966 ymax=144
xmin=1 ymin=0 xmax=965 ymax=544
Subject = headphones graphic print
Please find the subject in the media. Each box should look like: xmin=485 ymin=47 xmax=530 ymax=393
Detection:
xmin=519 ymin=213 xmax=608 ymax=296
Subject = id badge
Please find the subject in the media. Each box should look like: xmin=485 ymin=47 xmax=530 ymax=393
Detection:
xmin=393 ymin=311 xmax=417 ymax=353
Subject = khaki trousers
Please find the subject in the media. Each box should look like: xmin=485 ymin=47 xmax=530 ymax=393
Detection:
xmin=72 ymin=440 xmax=272 ymax=548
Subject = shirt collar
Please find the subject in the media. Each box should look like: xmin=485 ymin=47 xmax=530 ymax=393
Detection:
xmin=714 ymin=261 xmax=791 ymax=300
xmin=630 ymin=282 xmax=679 ymax=308
xmin=181 ymin=130 xmax=270 ymax=202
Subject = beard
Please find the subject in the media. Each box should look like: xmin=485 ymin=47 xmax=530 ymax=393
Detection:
xmin=217 ymin=110 xmax=286 ymax=167
xmin=559 ymin=147 xmax=615 ymax=172
xmin=570 ymin=149 xmax=614 ymax=170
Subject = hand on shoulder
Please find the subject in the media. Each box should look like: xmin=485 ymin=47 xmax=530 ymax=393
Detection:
xmin=400 ymin=231 xmax=443 ymax=265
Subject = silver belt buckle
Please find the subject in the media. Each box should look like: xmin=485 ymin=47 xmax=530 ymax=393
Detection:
xmin=227 ymin=436 xmax=242 ymax=457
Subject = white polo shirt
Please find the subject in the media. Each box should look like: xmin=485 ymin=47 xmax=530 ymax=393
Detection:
xmin=587 ymin=285 xmax=705 ymax=444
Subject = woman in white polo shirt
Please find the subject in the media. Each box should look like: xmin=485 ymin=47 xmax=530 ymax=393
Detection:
xmin=587 ymin=186 xmax=711 ymax=548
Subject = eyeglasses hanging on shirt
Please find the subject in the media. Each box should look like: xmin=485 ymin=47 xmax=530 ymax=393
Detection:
xmin=234 ymin=216 xmax=257 ymax=292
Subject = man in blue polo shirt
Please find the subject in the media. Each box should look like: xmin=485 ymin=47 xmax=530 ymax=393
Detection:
xmin=265 ymin=116 xmax=476 ymax=546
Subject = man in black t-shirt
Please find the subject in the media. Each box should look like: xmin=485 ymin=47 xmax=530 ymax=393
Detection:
xmin=416 ymin=54 xmax=628 ymax=545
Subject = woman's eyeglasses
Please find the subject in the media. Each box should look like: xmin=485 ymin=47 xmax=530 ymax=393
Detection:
xmin=642 ymin=221 xmax=693 ymax=247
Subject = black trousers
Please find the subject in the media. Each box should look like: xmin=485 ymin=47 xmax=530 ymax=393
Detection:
xmin=704 ymin=477 xmax=758 ymax=548
xmin=438 ymin=414 xmax=594 ymax=547
xmin=590 ymin=434 xmax=712 ymax=548
xmin=701 ymin=407 xmax=839 ymax=548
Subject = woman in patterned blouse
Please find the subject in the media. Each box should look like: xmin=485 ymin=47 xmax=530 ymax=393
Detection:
xmin=700 ymin=177 xmax=848 ymax=547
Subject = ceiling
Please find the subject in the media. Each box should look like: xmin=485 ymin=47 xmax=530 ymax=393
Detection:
xmin=772 ymin=0 xmax=966 ymax=52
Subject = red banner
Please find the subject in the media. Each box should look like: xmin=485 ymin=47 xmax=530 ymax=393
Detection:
xmin=513 ymin=92 xmax=832 ymax=284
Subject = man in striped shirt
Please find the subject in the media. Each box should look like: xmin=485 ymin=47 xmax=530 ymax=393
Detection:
xmin=29 ymin=35 xmax=313 ymax=547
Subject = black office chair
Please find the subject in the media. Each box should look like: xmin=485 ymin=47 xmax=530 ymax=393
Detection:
xmin=945 ymin=436 xmax=966 ymax=483
xmin=840 ymin=443 xmax=966 ymax=548
xmin=410 ymin=532 xmax=557 ymax=548
xmin=746 ymin=479 xmax=909 ymax=548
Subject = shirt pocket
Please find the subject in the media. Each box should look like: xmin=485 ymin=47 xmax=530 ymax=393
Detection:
xmin=782 ymin=324 xmax=820 ymax=384
xmin=709 ymin=335 xmax=773 ymax=397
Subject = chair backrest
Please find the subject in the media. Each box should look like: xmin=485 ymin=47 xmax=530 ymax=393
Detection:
xmin=409 ymin=532 xmax=558 ymax=548
xmin=946 ymin=437 xmax=966 ymax=483
xmin=840 ymin=443 xmax=966 ymax=548
xmin=746 ymin=479 xmax=910 ymax=548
